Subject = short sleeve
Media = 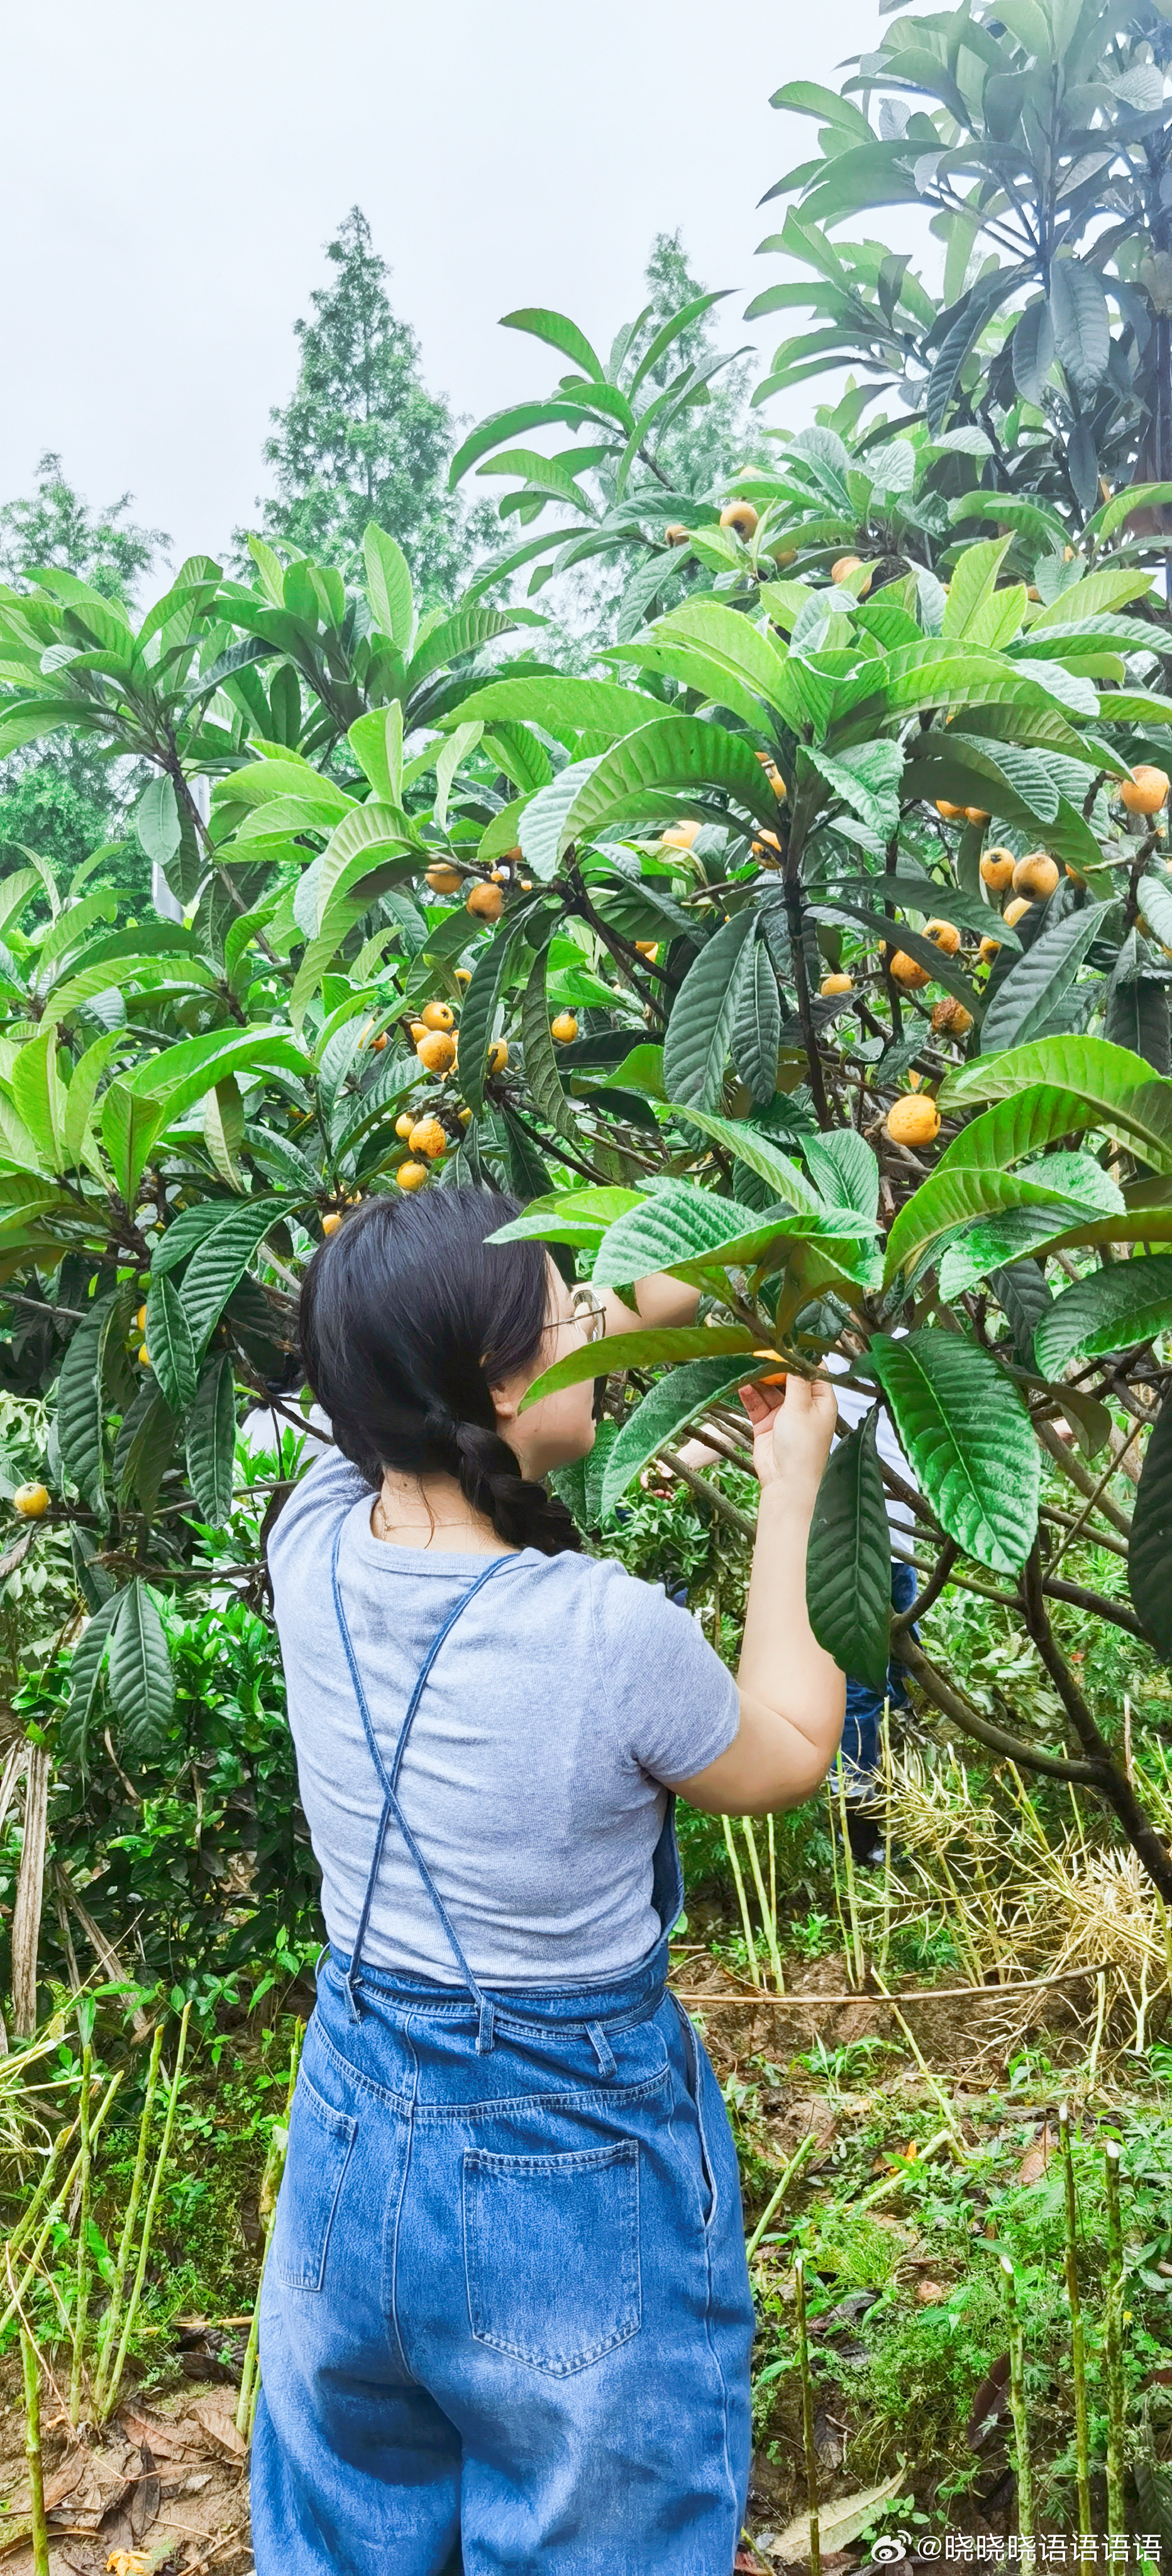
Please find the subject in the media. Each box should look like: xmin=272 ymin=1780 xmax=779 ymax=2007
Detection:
xmin=588 ymin=1560 xmax=739 ymax=1786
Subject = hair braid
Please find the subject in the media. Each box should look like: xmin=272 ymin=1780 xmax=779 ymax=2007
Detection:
xmin=453 ymin=1422 xmax=582 ymax=1558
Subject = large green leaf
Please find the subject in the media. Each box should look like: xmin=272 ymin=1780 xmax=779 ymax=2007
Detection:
xmin=500 ymin=304 xmax=605 ymax=379
xmin=885 ymin=1160 xmax=1107 ymax=1288
xmin=614 ymin=596 xmax=795 ymax=728
xmin=519 ymin=947 xmax=581 ymax=1146
xmin=558 ymin=719 xmax=781 ymax=855
xmin=942 ymin=536 xmax=1015 ymax=640
xmin=61 ymin=1592 xmax=122 ymax=1772
xmin=519 ymin=758 xmax=600 ymax=880
xmin=113 ymin=1382 xmax=178 ymax=1519
xmin=1049 ymin=258 xmax=1110 ymax=397
xmin=458 ymin=913 xmax=531 ymax=1116
xmin=185 ymin=1353 xmax=237 ymax=1526
xmin=992 ymin=1258 xmax=1053 ymax=1366
xmin=520 ymin=1323 xmax=758 ymax=1408
xmin=662 ymin=913 xmax=756 ymax=1109
xmin=731 ymin=937 xmax=782 ymax=1104
xmin=803 ymin=1128 xmax=880 ymax=1224
xmin=57 ymin=1295 xmax=119 ymax=1515
xmin=443 ymin=675 xmax=663 ymax=747
xmin=179 ymin=1198 xmax=291 ymax=1355
xmin=590 ymin=1182 xmax=797 ymax=1292
xmin=805 ymin=1410 xmax=892 ymax=1692
xmin=669 ymin=1107 xmax=822 ymax=1213
xmin=979 ymin=902 xmax=1110 ymax=1054
xmin=362 ymin=523 xmax=414 ymax=650
xmin=868 ymin=1330 xmax=1040 ymax=1574
xmin=939 ymin=1036 xmax=1172 ymax=1171
xmin=1033 ymin=1256 xmax=1172 ymax=1379
xmin=599 ymin=1357 xmax=752 ymax=1516
xmin=143 ymin=1272 xmax=198 ymax=1418
xmin=107 ymin=1578 xmax=175 ymax=1768
xmin=487 ymin=1186 xmax=644 ymax=1252
xmin=1130 ymin=1397 xmax=1172 ymax=1658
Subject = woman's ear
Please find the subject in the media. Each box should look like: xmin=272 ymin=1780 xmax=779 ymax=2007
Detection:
xmin=486 ymin=1367 xmax=524 ymax=1448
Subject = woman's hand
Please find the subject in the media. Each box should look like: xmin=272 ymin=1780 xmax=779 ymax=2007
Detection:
xmin=739 ymin=1374 xmax=838 ymax=1495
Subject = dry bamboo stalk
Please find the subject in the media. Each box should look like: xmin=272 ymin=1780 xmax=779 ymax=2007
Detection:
xmin=92 ymin=2026 xmax=163 ymax=2421
xmin=671 ymin=1963 xmax=1110 ymax=2006
xmin=11 ymin=1747 xmax=49 ymax=2039
xmin=741 ymin=1818 xmax=784 ymax=1993
xmin=236 ymin=2022 xmax=302 ymax=2441
xmin=1059 ymin=2106 xmax=1092 ymax=2538
xmin=19 ymin=2328 xmax=47 ymax=2576
xmin=794 ymin=2256 xmax=821 ymax=2576
xmin=1001 ymin=2256 xmax=1035 ymax=2540
xmin=1103 ymin=2141 xmax=1126 ymax=2533
xmin=53 ymin=1863 xmax=151 ymax=2041
xmin=721 ymin=1818 xmax=761 ymax=1990
xmin=68 ymin=2041 xmax=92 ymax=2428
xmin=744 ymin=2130 xmax=818 ymax=2264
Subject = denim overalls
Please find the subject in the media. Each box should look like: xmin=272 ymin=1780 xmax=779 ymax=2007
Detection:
xmin=250 ymin=1533 xmax=755 ymax=2575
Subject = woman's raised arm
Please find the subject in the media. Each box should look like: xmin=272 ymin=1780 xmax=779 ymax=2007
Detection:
xmin=672 ymin=1375 xmax=844 ymax=1818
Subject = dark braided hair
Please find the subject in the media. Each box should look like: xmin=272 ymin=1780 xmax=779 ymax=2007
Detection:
xmin=299 ymin=1187 xmax=582 ymax=1558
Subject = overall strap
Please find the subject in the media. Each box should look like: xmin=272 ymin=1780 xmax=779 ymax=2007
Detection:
xmin=330 ymin=1522 xmax=515 ymax=2049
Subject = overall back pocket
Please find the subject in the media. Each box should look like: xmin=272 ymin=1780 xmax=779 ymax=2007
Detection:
xmin=463 ymin=2141 xmax=641 ymax=2375
xmin=271 ymin=2068 xmax=357 ymax=2293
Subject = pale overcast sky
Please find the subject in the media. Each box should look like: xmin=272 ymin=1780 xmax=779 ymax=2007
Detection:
xmin=0 ymin=0 xmax=930 ymax=574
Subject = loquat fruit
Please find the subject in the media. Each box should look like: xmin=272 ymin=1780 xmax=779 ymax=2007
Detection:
xmin=665 ymin=523 xmax=689 ymax=545
xmin=395 ymin=1113 xmax=415 ymax=1139
xmin=455 ymin=968 xmax=472 ymax=985
xmin=322 ymin=1212 xmax=343 ymax=1235
xmin=979 ymin=934 xmax=1002 ymax=963
xmin=980 ymin=847 xmax=1015 ymax=892
xmin=820 ymin=972 xmax=854 ymax=997
xmin=923 ymin=918 xmax=961 ymax=956
xmin=1003 ymin=896 xmax=1033 ymax=928
xmin=409 ymin=1117 xmax=448 ymax=1160
xmin=635 ymin=941 xmax=659 ymax=960
xmin=931 ymin=995 xmax=973 ymax=1036
xmin=661 ymin=821 xmax=700 ymax=851
xmin=935 ymin=799 xmax=964 ymax=821
xmin=466 ymin=882 xmax=504 ymax=921
xmin=1012 ymin=850 xmax=1059 ymax=899
xmin=416 ymin=1030 xmax=457 ymax=1074
xmin=720 ymin=499 xmax=758 ymax=540
xmin=396 ymin=1161 xmax=429 ymax=1191
xmin=12 ymin=1482 xmax=49 ymax=1518
xmin=965 ymin=808 xmax=990 ymax=826
xmin=1120 ymin=764 xmax=1169 ymax=814
xmin=135 ymin=1304 xmax=147 ymax=1335
xmin=421 ymin=1000 xmax=455 ymax=1032
xmin=550 ymin=1012 xmax=578 ymax=1043
xmin=884 ymin=947 xmax=931 ymax=990
xmin=425 ymin=863 xmax=463 ymax=895
xmin=886 ymin=1094 xmax=941 ymax=1147
xmin=487 ymin=1040 xmax=509 ymax=1075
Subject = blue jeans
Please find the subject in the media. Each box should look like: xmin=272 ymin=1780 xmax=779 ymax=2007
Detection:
xmin=834 ymin=1558 xmax=918 ymax=1804
xmin=251 ymin=1936 xmax=755 ymax=2574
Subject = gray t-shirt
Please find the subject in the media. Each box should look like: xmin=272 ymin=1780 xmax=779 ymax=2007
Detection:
xmin=268 ymin=1453 xmax=739 ymax=1985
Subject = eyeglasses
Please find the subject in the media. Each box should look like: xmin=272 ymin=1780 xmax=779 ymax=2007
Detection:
xmin=548 ymin=1285 xmax=607 ymax=1346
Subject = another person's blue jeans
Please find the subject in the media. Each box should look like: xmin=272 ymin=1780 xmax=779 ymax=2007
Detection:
xmin=834 ymin=1558 xmax=918 ymax=1804
xmin=251 ymin=1936 xmax=755 ymax=2573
